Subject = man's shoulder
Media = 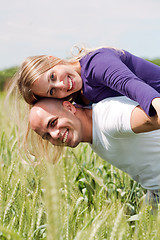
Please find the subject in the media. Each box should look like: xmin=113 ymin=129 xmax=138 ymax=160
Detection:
xmin=92 ymin=96 xmax=138 ymax=111
xmin=92 ymin=96 xmax=139 ymax=135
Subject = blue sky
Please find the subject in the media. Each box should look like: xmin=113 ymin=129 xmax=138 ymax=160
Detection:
xmin=0 ymin=0 xmax=160 ymax=70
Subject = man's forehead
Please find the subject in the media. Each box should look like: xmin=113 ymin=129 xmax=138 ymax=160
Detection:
xmin=36 ymin=98 xmax=62 ymax=114
xmin=29 ymin=107 xmax=44 ymax=130
xmin=30 ymin=99 xmax=66 ymax=130
xmin=30 ymin=100 xmax=61 ymax=128
xmin=34 ymin=106 xmax=53 ymax=124
xmin=36 ymin=107 xmax=48 ymax=117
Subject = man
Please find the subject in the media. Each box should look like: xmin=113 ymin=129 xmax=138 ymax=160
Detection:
xmin=29 ymin=96 xmax=160 ymax=208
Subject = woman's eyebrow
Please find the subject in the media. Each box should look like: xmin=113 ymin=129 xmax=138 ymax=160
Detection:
xmin=47 ymin=88 xmax=50 ymax=95
xmin=46 ymin=72 xmax=50 ymax=95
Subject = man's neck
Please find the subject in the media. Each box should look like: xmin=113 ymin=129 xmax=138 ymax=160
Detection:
xmin=75 ymin=107 xmax=92 ymax=143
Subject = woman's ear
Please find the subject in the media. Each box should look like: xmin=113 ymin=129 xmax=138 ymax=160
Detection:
xmin=63 ymin=101 xmax=76 ymax=114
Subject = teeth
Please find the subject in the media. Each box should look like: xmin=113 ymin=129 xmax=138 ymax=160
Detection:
xmin=68 ymin=77 xmax=73 ymax=90
xmin=63 ymin=130 xmax=68 ymax=143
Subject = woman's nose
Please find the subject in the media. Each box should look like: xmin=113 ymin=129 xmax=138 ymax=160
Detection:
xmin=55 ymin=80 xmax=65 ymax=90
xmin=50 ymin=79 xmax=64 ymax=89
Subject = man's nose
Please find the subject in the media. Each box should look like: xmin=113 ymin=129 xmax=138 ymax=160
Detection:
xmin=49 ymin=129 xmax=60 ymax=140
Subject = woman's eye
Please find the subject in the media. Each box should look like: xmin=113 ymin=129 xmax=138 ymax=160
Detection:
xmin=50 ymin=88 xmax=54 ymax=96
xmin=50 ymin=73 xmax=55 ymax=81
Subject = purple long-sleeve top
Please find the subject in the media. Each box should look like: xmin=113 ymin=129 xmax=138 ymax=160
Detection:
xmin=79 ymin=48 xmax=160 ymax=116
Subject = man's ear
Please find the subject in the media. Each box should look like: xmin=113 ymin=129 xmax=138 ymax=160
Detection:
xmin=63 ymin=101 xmax=76 ymax=114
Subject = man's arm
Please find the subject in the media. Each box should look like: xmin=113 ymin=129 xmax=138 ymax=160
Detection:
xmin=131 ymin=105 xmax=160 ymax=133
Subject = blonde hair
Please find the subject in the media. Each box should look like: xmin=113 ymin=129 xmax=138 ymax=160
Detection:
xmin=4 ymin=95 xmax=64 ymax=164
xmin=14 ymin=50 xmax=86 ymax=104
xmin=5 ymin=55 xmax=66 ymax=164
xmin=69 ymin=45 xmax=124 ymax=61
xmin=17 ymin=55 xmax=65 ymax=104
xmin=25 ymin=119 xmax=64 ymax=164
xmin=6 ymin=45 xmax=123 ymax=163
xmin=11 ymin=50 xmax=88 ymax=105
xmin=8 ymin=45 xmax=123 ymax=104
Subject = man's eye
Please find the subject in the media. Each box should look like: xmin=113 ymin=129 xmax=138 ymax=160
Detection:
xmin=50 ymin=119 xmax=57 ymax=127
xmin=50 ymin=73 xmax=55 ymax=81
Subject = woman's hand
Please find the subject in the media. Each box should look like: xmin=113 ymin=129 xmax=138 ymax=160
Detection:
xmin=152 ymin=98 xmax=160 ymax=121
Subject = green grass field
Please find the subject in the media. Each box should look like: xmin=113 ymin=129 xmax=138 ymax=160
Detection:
xmin=1 ymin=92 xmax=160 ymax=240
xmin=1 ymin=58 xmax=160 ymax=239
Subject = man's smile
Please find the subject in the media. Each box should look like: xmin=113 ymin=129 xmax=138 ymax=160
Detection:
xmin=62 ymin=129 xmax=69 ymax=143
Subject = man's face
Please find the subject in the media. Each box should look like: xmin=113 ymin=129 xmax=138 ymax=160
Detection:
xmin=29 ymin=99 xmax=83 ymax=148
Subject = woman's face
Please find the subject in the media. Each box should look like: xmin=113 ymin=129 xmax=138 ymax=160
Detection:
xmin=31 ymin=63 xmax=82 ymax=99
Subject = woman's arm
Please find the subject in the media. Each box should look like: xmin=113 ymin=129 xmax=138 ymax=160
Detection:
xmin=131 ymin=105 xmax=160 ymax=133
xmin=90 ymin=48 xmax=160 ymax=117
xmin=152 ymin=98 xmax=160 ymax=120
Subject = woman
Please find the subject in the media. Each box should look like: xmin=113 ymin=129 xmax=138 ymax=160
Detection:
xmin=10 ymin=46 xmax=160 ymax=117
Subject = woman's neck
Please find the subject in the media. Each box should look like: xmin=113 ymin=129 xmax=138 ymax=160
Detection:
xmin=72 ymin=60 xmax=81 ymax=75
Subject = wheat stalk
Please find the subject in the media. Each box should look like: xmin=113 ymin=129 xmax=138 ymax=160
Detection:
xmin=0 ymin=181 xmax=3 ymax=224
xmin=3 ymin=179 xmax=20 ymax=225
xmin=109 ymin=206 xmax=124 ymax=240
xmin=18 ymin=199 xmax=26 ymax=235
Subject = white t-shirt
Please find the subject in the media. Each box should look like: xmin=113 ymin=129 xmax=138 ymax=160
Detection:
xmin=91 ymin=96 xmax=160 ymax=190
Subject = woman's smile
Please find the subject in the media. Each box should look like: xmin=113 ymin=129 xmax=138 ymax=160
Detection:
xmin=32 ymin=63 xmax=82 ymax=99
